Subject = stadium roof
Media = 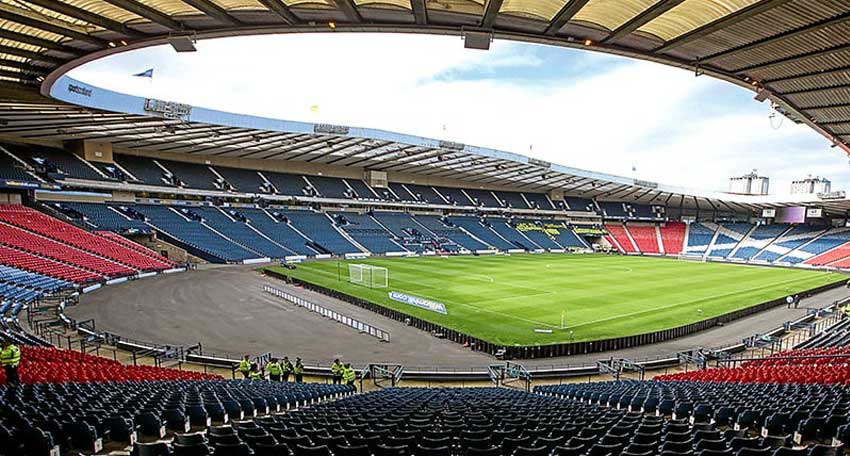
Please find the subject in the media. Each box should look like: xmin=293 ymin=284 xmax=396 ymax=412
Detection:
xmin=0 ymin=0 xmax=848 ymax=156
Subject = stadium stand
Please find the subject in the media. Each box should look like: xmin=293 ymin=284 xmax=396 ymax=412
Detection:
xmin=0 ymin=147 xmax=39 ymax=182
xmin=0 ymin=265 xmax=71 ymax=295
xmin=755 ymin=225 xmax=827 ymax=263
xmin=684 ymin=222 xmax=716 ymax=256
xmin=282 ymin=210 xmax=361 ymax=255
xmin=333 ymin=212 xmax=405 ymax=253
xmin=659 ymin=222 xmax=686 ymax=255
xmin=94 ymin=231 xmax=176 ymax=268
xmin=449 ymin=216 xmax=513 ymax=250
xmin=195 ymin=207 xmax=290 ymax=259
xmin=515 ymin=220 xmax=561 ymax=250
xmin=626 ymin=225 xmax=661 ymax=254
xmin=0 ymin=245 xmax=103 ymax=284
xmin=707 ymin=223 xmax=753 ymax=258
xmin=5 ymin=143 xmax=108 ymax=182
xmin=790 ymin=229 xmax=850 ymax=265
xmin=264 ymin=171 xmax=312 ymax=197
xmin=488 ymin=218 xmax=539 ymax=250
xmin=48 ymin=202 xmax=151 ymax=233
xmin=214 ymin=166 xmax=270 ymax=193
xmin=599 ymin=202 xmax=628 ymax=219
xmin=404 ymin=184 xmax=446 ymax=204
xmin=0 ymin=205 xmax=170 ymax=272
xmin=804 ymin=237 xmax=850 ymax=267
xmin=495 ymin=191 xmax=529 ymax=209
xmin=113 ymin=155 xmax=173 ymax=186
xmin=372 ymin=212 xmax=437 ymax=252
xmin=388 ymin=183 xmax=416 ymax=201
xmin=798 ymin=319 xmax=850 ymax=349
xmin=136 ymin=205 xmax=261 ymax=263
xmin=524 ymin=193 xmax=554 ymax=210
xmin=605 ymin=224 xmax=637 ymax=253
xmin=309 ymin=175 xmax=353 ymax=199
xmin=157 ymin=160 xmax=223 ymax=191
xmin=435 ymin=186 xmax=473 ymax=206
xmin=347 ymin=179 xmax=382 ymax=200
xmin=242 ymin=208 xmax=316 ymax=256
xmin=414 ymin=215 xmax=486 ymax=251
xmin=465 ymin=189 xmax=502 ymax=208
xmin=565 ymin=197 xmax=596 ymax=213
xmin=733 ymin=224 xmax=792 ymax=260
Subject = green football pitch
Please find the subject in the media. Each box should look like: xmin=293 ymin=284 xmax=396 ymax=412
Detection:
xmin=265 ymin=254 xmax=845 ymax=346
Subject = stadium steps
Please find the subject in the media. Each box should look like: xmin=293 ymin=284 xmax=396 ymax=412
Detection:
xmin=749 ymin=225 xmax=795 ymax=261
xmin=776 ymin=228 xmax=845 ymax=263
xmin=604 ymin=233 xmax=625 ymax=253
xmin=0 ymin=144 xmax=46 ymax=183
xmin=682 ymin=222 xmax=690 ymax=253
xmin=622 ymin=225 xmax=640 ymax=252
xmin=701 ymin=222 xmax=722 ymax=260
xmin=234 ymin=212 xmax=299 ymax=257
xmin=257 ymin=171 xmax=278 ymax=193
xmin=456 ymin=225 xmax=494 ymax=251
xmin=325 ymin=213 xmax=370 ymax=254
xmin=512 ymin=224 xmax=543 ymax=250
xmin=485 ymin=220 xmax=520 ymax=249
xmin=368 ymin=214 xmax=408 ymax=248
xmin=726 ymin=224 xmax=759 ymax=258
xmin=429 ymin=187 xmax=453 ymax=205
xmin=655 ymin=226 xmax=665 ymax=255
xmin=199 ymin=219 xmax=268 ymax=260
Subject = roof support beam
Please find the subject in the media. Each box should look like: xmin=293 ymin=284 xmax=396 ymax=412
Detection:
xmin=0 ymin=44 xmax=65 ymax=65
xmin=480 ymin=0 xmax=504 ymax=28
xmin=763 ymin=64 xmax=850 ymax=85
xmin=801 ymin=101 xmax=850 ymax=111
xmin=544 ymin=0 xmax=590 ymax=36
xmin=603 ymin=0 xmax=685 ymax=43
xmin=0 ymin=29 xmax=80 ymax=54
xmin=0 ymin=69 xmax=36 ymax=81
xmin=654 ymin=0 xmax=792 ymax=54
xmin=22 ymin=0 xmax=144 ymax=38
xmin=703 ymin=11 xmax=850 ymax=63
xmin=782 ymin=83 xmax=850 ymax=97
xmin=0 ymin=8 xmax=108 ymax=47
xmin=257 ymin=0 xmax=299 ymax=24
xmin=410 ymin=0 xmax=428 ymax=25
xmin=101 ymin=0 xmax=185 ymax=31
xmin=181 ymin=0 xmax=242 ymax=26
xmin=0 ymin=59 xmax=48 ymax=74
xmin=734 ymin=42 xmax=850 ymax=75
xmin=331 ymin=0 xmax=363 ymax=23
xmin=818 ymin=119 xmax=850 ymax=126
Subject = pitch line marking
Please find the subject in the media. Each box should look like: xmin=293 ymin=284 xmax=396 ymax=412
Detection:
xmin=562 ymin=275 xmax=827 ymax=331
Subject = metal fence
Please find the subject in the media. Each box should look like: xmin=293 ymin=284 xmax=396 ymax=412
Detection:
xmin=262 ymin=284 xmax=390 ymax=343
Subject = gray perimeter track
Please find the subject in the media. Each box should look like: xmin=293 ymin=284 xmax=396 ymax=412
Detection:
xmin=66 ymin=264 xmax=850 ymax=369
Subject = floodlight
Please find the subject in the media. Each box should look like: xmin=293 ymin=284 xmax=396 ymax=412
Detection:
xmin=168 ymin=36 xmax=197 ymax=53
xmin=463 ymin=31 xmax=492 ymax=50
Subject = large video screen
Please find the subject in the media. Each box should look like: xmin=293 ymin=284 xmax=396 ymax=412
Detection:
xmin=775 ymin=206 xmax=806 ymax=223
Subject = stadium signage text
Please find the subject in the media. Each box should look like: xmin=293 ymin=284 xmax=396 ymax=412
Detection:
xmin=389 ymin=291 xmax=448 ymax=314
xmin=438 ymin=140 xmax=465 ymax=151
xmin=313 ymin=124 xmax=350 ymax=135
xmin=144 ymin=98 xmax=192 ymax=120
xmin=67 ymin=84 xmax=92 ymax=97
xmin=818 ymin=191 xmax=846 ymax=200
xmin=632 ymin=179 xmax=659 ymax=189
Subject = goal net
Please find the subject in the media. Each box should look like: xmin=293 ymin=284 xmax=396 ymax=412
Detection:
xmin=348 ymin=264 xmax=388 ymax=289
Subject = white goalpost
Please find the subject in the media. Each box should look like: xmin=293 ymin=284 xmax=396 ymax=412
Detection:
xmin=348 ymin=264 xmax=388 ymax=289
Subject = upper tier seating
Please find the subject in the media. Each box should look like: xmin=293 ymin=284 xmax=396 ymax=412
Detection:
xmin=264 ymin=171 xmax=311 ymax=196
xmin=0 ymin=205 xmax=170 ymax=272
xmin=158 ymin=160 xmax=223 ymax=191
xmin=242 ymin=208 xmax=315 ymax=256
xmin=6 ymin=143 xmax=107 ymax=182
xmin=449 ymin=216 xmax=513 ymax=250
xmin=496 ymin=191 xmax=529 ymax=209
xmin=0 ymin=147 xmax=38 ymax=182
xmin=283 ymin=210 xmax=360 ymax=255
xmin=600 ymin=202 xmax=628 ymax=218
xmin=435 ymin=187 xmax=473 ymax=206
xmin=346 ymin=179 xmax=382 ymax=200
xmin=308 ymin=175 xmax=352 ymax=199
xmin=1 ymin=346 xmax=220 ymax=385
xmin=465 ymin=189 xmax=501 ymax=208
xmin=605 ymin=225 xmax=636 ymax=253
xmin=414 ymin=215 xmax=486 ymax=251
xmin=524 ymin=193 xmax=554 ymax=210
xmin=388 ymin=183 xmax=417 ymax=201
xmin=732 ymin=224 xmax=791 ymax=260
xmin=49 ymin=202 xmax=150 ymax=233
xmin=627 ymin=225 xmax=660 ymax=254
xmin=405 ymin=184 xmax=446 ymax=204
xmin=137 ymin=205 xmax=261 ymax=262
xmin=113 ymin=155 xmax=173 ymax=186
xmin=685 ymin=222 xmax=716 ymax=255
xmin=214 ymin=166 xmax=270 ymax=193
xmin=195 ymin=207 xmax=289 ymax=258
xmin=659 ymin=222 xmax=686 ymax=255
xmin=333 ymin=212 xmax=404 ymax=253
xmin=565 ymin=197 xmax=596 ymax=213
xmin=627 ymin=203 xmax=658 ymax=219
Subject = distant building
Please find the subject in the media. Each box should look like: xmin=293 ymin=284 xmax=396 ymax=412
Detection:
xmin=729 ymin=171 xmax=769 ymax=195
xmin=790 ymin=176 xmax=831 ymax=195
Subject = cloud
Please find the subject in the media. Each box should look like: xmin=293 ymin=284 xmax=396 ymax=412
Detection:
xmin=69 ymin=33 xmax=846 ymax=195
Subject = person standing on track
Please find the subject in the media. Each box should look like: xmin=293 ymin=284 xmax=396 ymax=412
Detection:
xmin=343 ymin=363 xmax=357 ymax=391
xmin=267 ymin=357 xmax=283 ymax=382
xmin=282 ymin=356 xmax=294 ymax=382
xmin=1 ymin=341 xmax=21 ymax=387
xmin=331 ymin=358 xmax=344 ymax=384
xmin=238 ymin=355 xmax=251 ymax=379
xmin=294 ymin=358 xmax=304 ymax=383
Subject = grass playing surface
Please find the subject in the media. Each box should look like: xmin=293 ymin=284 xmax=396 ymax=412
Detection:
xmin=266 ymin=254 xmax=845 ymax=346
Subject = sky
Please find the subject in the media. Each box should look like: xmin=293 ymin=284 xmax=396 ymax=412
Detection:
xmin=68 ymin=33 xmax=849 ymax=195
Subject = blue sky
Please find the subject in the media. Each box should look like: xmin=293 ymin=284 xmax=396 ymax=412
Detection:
xmin=68 ymin=33 xmax=848 ymax=194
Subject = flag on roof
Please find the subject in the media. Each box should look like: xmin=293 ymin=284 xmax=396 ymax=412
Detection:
xmin=133 ymin=68 xmax=154 ymax=78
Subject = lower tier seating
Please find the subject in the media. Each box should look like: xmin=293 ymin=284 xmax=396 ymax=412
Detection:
xmin=659 ymin=222 xmax=686 ymax=255
xmin=627 ymin=225 xmax=660 ymax=254
xmin=605 ymin=225 xmax=636 ymax=253
xmin=0 ymin=245 xmax=103 ymax=284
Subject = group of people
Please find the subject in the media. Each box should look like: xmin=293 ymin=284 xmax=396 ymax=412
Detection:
xmin=237 ymin=356 xmax=358 ymax=388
